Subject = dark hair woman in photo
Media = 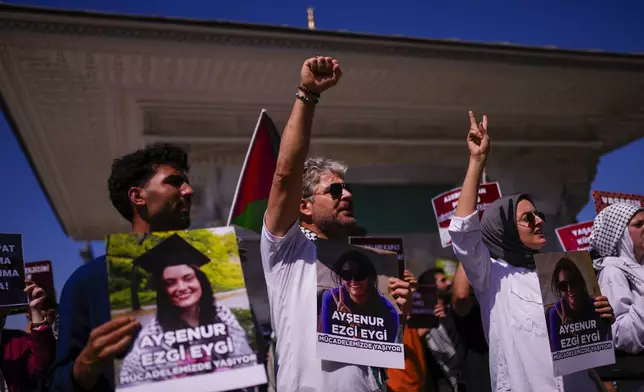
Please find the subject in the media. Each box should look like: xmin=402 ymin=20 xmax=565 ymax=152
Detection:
xmin=118 ymin=235 xmax=252 ymax=387
xmin=547 ymin=257 xmax=610 ymax=351
xmin=319 ymin=250 xmax=399 ymax=343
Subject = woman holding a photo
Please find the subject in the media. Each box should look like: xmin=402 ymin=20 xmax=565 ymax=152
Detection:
xmin=548 ymin=257 xmax=611 ymax=351
xmin=449 ymin=111 xmax=614 ymax=392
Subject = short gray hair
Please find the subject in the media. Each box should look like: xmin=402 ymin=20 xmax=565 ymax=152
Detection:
xmin=303 ymin=157 xmax=348 ymax=198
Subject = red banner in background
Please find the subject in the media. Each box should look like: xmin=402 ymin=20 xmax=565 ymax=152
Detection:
xmin=431 ymin=182 xmax=503 ymax=248
xmin=592 ymin=190 xmax=644 ymax=214
xmin=25 ymin=260 xmax=56 ymax=309
xmin=555 ymin=221 xmax=594 ymax=252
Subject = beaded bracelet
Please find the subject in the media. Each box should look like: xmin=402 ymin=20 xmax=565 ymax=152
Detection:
xmin=297 ymin=85 xmax=320 ymax=97
xmin=296 ymin=92 xmax=319 ymax=104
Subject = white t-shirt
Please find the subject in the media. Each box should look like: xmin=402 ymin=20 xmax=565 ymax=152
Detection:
xmin=260 ymin=220 xmax=384 ymax=392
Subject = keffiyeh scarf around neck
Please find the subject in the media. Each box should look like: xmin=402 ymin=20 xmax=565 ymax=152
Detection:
xmin=300 ymin=226 xmax=319 ymax=242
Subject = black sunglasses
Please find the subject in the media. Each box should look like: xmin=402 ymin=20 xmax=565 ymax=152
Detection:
xmin=339 ymin=269 xmax=368 ymax=282
xmin=306 ymin=182 xmax=352 ymax=199
xmin=520 ymin=211 xmax=547 ymax=226
xmin=557 ymin=280 xmax=573 ymax=292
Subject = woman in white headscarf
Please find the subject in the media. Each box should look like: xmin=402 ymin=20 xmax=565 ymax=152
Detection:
xmin=449 ymin=111 xmax=615 ymax=392
xmin=591 ymin=202 xmax=644 ymax=353
xmin=591 ymin=203 xmax=644 ymax=392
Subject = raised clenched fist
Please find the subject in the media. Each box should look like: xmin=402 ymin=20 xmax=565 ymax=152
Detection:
xmin=300 ymin=56 xmax=342 ymax=94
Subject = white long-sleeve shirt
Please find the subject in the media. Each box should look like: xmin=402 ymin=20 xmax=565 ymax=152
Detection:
xmin=449 ymin=211 xmax=596 ymax=392
xmin=596 ymin=258 xmax=644 ymax=354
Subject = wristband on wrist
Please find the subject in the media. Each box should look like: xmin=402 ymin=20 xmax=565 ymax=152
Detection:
xmin=295 ymin=92 xmax=319 ymax=104
xmin=297 ymin=85 xmax=320 ymax=97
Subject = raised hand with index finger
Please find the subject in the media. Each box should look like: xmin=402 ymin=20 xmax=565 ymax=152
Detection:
xmin=467 ymin=111 xmax=490 ymax=161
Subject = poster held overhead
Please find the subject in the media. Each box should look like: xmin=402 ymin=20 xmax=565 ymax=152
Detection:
xmin=106 ymin=227 xmax=267 ymax=392
xmin=315 ymin=239 xmax=404 ymax=369
xmin=0 ymin=233 xmax=28 ymax=309
xmin=432 ymin=182 xmax=502 ymax=248
xmin=534 ymin=251 xmax=615 ymax=376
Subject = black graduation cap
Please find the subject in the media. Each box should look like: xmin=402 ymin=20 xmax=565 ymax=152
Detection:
xmin=134 ymin=234 xmax=210 ymax=277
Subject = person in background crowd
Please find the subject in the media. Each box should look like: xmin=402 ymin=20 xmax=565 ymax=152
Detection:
xmin=419 ymin=268 xmax=465 ymax=392
xmin=386 ymin=270 xmax=430 ymax=392
xmin=26 ymin=306 xmax=58 ymax=338
xmin=261 ymin=55 xmax=411 ymax=392
xmin=449 ymin=111 xmax=615 ymax=391
xmin=591 ymin=203 xmax=644 ymax=392
xmin=44 ymin=308 xmax=59 ymax=341
xmin=49 ymin=144 xmax=194 ymax=392
xmin=1 ymin=280 xmax=56 ymax=392
xmin=451 ymin=264 xmax=491 ymax=392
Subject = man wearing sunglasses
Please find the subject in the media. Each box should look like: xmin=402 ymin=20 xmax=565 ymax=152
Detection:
xmin=261 ymin=56 xmax=411 ymax=392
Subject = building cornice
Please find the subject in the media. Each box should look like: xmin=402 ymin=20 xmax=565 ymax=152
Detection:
xmin=1 ymin=4 xmax=644 ymax=72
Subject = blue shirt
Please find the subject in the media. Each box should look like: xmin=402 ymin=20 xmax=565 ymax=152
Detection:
xmin=48 ymin=256 xmax=114 ymax=392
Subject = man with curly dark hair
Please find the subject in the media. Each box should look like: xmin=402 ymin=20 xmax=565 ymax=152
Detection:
xmin=49 ymin=144 xmax=194 ymax=392
xmin=107 ymin=144 xmax=192 ymax=231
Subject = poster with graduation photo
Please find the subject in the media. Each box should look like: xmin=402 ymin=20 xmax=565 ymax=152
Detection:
xmin=316 ymin=239 xmax=404 ymax=369
xmin=106 ymin=227 xmax=267 ymax=392
xmin=0 ymin=233 xmax=28 ymax=309
xmin=535 ymin=251 xmax=615 ymax=376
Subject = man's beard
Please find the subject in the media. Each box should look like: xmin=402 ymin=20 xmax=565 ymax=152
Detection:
xmin=150 ymin=209 xmax=191 ymax=231
xmin=313 ymin=214 xmax=356 ymax=240
xmin=153 ymin=198 xmax=191 ymax=231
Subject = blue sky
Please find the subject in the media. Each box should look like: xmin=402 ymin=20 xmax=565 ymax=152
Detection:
xmin=1 ymin=0 xmax=643 ymax=328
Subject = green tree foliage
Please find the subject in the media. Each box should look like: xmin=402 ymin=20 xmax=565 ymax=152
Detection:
xmin=230 ymin=308 xmax=257 ymax=352
xmin=106 ymin=229 xmax=245 ymax=310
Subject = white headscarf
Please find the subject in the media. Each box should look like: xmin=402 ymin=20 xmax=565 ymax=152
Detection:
xmin=591 ymin=203 xmax=644 ymax=268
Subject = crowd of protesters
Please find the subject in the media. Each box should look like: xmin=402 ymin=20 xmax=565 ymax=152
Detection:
xmin=1 ymin=55 xmax=642 ymax=392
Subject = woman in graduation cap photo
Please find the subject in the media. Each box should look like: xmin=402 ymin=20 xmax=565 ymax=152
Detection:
xmin=547 ymin=257 xmax=611 ymax=352
xmin=319 ymin=249 xmax=399 ymax=343
xmin=118 ymin=234 xmax=253 ymax=387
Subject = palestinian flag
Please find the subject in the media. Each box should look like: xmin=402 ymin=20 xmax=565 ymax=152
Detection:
xmin=227 ymin=110 xmax=281 ymax=233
